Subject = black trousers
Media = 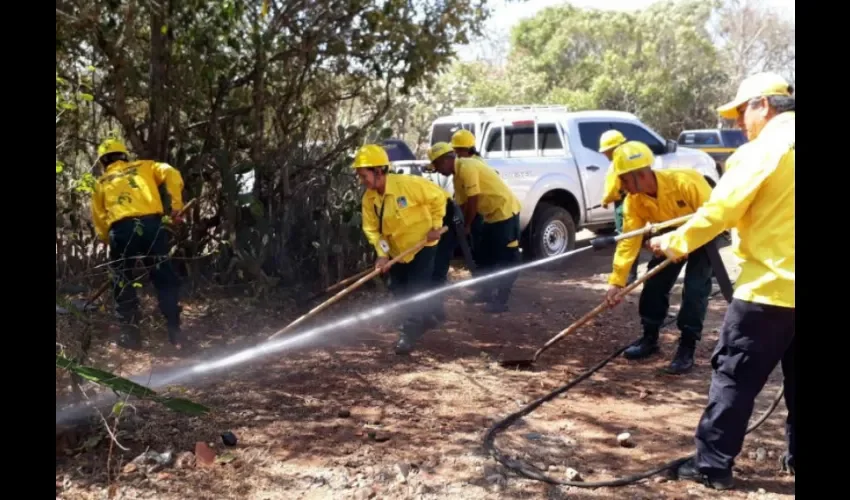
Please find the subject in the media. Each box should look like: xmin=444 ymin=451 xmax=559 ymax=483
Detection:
xmin=432 ymin=200 xmax=463 ymax=288
xmin=639 ymin=244 xmax=713 ymax=342
xmin=388 ymin=245 xmax=437 ymax=336
xmin=474 ymin=214 xmax=521 ymax=304
xmin=108 ymin=215 xmax=181 ymax=329
xmin=694 ymin=298 xmax=796 ymax=474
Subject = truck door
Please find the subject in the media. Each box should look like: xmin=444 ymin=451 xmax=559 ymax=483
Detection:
xmin=573 ymin=120 xmax=616 ymax=222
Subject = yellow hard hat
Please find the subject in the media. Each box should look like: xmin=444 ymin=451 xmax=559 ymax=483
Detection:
xmin=352 ymin=144 xmax=390 ymax=169
xmin=598 ymin=129 xmax=626 ymax=153
xmin=428 ymin=142 xmax=454 ymax=163
xmin=450 ymin=129 xmax=476 ymax=149
xmin=718 ymin=72 xmax=793 ymax=120
xmin=97 ymin=139 xmax=129 ymax=159
xmin=612 ymin=141 xmax=654 ymax=176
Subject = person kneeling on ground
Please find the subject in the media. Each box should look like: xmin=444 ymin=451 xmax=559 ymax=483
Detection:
xmin=605 ymin=140 xmax=716 ymax=375
xmin=428 ymin=140 xmax=522 ymax=314
xmin=90 ymin=139 xmax=186 ymax=350
xmin=354 ymin=144 xmax=448 ymax=355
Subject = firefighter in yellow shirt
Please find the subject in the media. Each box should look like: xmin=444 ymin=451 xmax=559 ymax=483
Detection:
xmin=354 ymin=144 xmax=448 ymax=355
xmin=605 ymin=141 xmax=715 ymax=374
xmin=598 ymin=129 xmax=639 ymax=285
xmin=91 ymin=139 xmax=185 ymax=350
xmin=428 ymin=140 xmax=522 ymax=313
xmin=447 ymin=129 xmax=487 ymax=298
xmin=649 ymin=72 xmax=795 ymax=490
xmin=450 ymin=129 xmax=483 ymax=159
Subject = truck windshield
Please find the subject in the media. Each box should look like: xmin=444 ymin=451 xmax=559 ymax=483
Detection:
xmin=720 ymin=129 xmax=748 ymax=147
xmin=430 ymin=122 xmax=475 ymax=145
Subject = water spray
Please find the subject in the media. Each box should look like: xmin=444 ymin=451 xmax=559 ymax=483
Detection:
xmin=56 ymin=214 xmax=693 ymax=424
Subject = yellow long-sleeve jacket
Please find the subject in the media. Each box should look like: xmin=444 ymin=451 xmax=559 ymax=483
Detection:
xmin=657 ymin=112 xmax=795 ymax=308
xmin=362 ymin=174 xmax=449 ymax=263
xmin=91 ymin=159 xmax=184 ymax=242
xmin=601 ymin=164 xmax=623 ymax=206
xmin=609 ymin=169 xmax=712 ymax=287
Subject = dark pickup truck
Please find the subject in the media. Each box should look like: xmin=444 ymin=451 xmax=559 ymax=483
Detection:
xmin=677 ymin=129 xmax=748 ymax=177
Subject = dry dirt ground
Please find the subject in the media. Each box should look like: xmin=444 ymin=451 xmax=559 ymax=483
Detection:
xmin=56 ymin=231 xmax=794 ymax=500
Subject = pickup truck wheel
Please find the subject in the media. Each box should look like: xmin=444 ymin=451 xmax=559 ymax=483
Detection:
xmin=529 ymin=203 xmax=576 ymax=260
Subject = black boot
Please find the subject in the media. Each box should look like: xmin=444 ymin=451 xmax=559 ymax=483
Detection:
xmin=394 ymin=326 xmax=423 ymax=355
xmin=623 ymin=330 xmax=659 ymax=360
xmin=168 ymin=325 xmax=184 ymax=349
xmin=484 ymin=287 xmax=510 ymax=313
xmin=779 ymin=453 xmax=795 ymax=475
xmin=675 ymin=458 xmax=734 ymax=490
xmin=116 ymin=312 xmax=142 ymax=349
xmin=394 ymin=334 xmax=415 ymax=355
xmin=431 ymin=302 xmax=447 ymax=325
xmin=666 ymin=339 xmax=696 ymax=374
xmin=118 ymin=323 xmax=141 ymax=349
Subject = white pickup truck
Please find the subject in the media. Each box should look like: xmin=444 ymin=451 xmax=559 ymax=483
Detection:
xmin=424 ymin=106 xmax=720 ymax=260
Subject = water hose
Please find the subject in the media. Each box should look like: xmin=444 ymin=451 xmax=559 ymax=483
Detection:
xmin=483 ymin=298 xmax=785 ymax=487
xmin=483 ymin=219 xmax=786 ymax=487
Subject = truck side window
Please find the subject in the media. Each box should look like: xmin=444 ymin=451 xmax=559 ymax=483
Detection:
xmin=510 ymin=126 xmax=536 ymax=151
xmin=483 ymin=124 xmax=565 ymax=157
xmin=538 ymin=125 xmax=563 ymax=150
xmin=485 ymin=129 xmax=504 ymax=152
xmin=686 ymin=132 xmax=720 ymax=145
xmin=609 ymin=122 xmax=665 ymax=155
xmin=577 ymin=122 xmax=613 ymax=151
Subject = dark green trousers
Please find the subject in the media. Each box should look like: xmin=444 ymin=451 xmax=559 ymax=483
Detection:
xmin=638 ymin=245 xmax=713 ymax=342
xmin=473 ymin=214 xmax=521 ymax=305
xmin=108 ymin=215 xmax=181 ymax=341
xmin=614 ymin=198 xmax=639 ymax=284
xmin=388 ymin=245 xmax=437 ymax=336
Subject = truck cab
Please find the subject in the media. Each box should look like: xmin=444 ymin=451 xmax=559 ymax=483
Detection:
xmin=677 ymin=128 xmax=748 ymax=176
xmin=426 ymin=107 xmax=719 ymax=261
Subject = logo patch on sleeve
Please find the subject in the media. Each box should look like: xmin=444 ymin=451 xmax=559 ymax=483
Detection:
xmin=397 ymin=196 xmax=408 ymax=209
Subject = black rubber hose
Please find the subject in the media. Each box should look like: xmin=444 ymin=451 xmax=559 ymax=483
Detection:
xmin=483 ymin=289 xmax=786 ymax=488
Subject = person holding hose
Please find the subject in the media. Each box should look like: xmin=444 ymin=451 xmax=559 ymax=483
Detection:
xmin=649 ymin=72 xmax=795 ymax=490
xmin=605 ymin=141 xmax=715 ymax=375
xmin=91 ymin=139 xmax=185 ymax=350
xmin=598 ymin=129 xmax=639 ymax=285
xmin=428 ymin=140 xmax=522 ymax=313
xmin=354 ymin=144 xmax=448 ymax=355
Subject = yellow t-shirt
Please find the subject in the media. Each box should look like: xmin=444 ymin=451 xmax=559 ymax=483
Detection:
xmin=452 ymin=157 xmax=521 ymax=223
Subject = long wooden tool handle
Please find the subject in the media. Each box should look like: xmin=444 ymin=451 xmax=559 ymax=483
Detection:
xmin=302 ymin=267 xmax=374 ymax=304
xmin=532 ymin=257 xmax=676 ymax=361
xmin=325 ymin=268 xmax=373 ymax=295
xmin=81 ymin=280 xmax=112 ymax=310
xmin=177 ymin=198 xmax=197 ymax=215
xmin=268 ymin=226 xmax=449 ymax=340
